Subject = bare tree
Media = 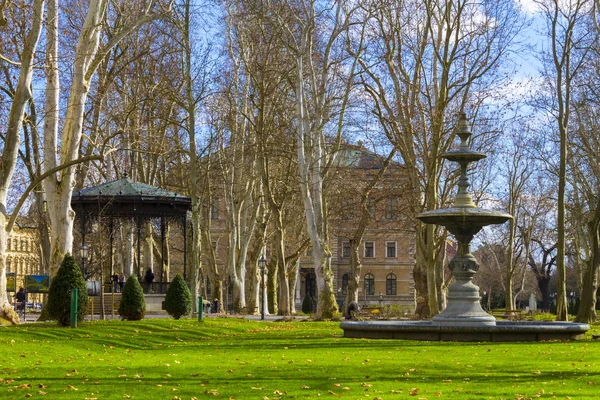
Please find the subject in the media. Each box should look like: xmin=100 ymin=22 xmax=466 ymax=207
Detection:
xmin=354 ymin=0 xmax=524 ymax=318
xmin=535 ymin=0 xmax=596 ymax=320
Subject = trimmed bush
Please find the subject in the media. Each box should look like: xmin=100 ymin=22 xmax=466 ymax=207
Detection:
xmin=164 ymin=274 xmax=192 ymax=319
xmin=118 ymin=275 xmax=146 ymax=320
xmin=301 ymin=295 xmax=314 ymax=314
xmin=46 ymin=253 xmax=89 ymax=326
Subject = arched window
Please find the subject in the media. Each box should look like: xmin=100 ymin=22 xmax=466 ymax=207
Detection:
xmin=306 ymin=272 xmax=316 ymax=297
xmin=386 ymin=272 xmax=397 ymax=295
xmin=341 ymin=273 xmax=348 ymax=295
xmin=364 ymin=273 xmax=375 ymax=296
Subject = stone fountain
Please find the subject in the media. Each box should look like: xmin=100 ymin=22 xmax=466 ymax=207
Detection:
xmin=340 ymin=114 xmax=589 ymax=341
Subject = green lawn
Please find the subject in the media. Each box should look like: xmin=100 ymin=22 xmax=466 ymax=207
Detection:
xmin=1 ymin=318 xmax=599 ymax=399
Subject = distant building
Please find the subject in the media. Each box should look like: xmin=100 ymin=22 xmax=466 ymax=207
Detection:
xmin=6 ymin=223 xmax=43 ymax=302
xmin=207 ymin=144 xmax=416 ymax=311
xmin=297 ymin=145 xmax=415 ymax=309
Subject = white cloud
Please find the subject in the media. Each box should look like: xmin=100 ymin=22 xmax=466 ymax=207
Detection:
xmin=517 ymin=0 xmax=541 ymax=14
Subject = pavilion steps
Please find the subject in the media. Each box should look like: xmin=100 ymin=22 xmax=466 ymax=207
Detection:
xmin=88 ymin=293 xmax=121 ymax=316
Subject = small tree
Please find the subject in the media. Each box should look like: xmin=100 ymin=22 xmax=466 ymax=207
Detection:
xmin=301 ymin=295 xmax=314 ymax=314
xmin=119 ymin=275 xmax=146 ymax=320
xmin=47 ymin=254 xmax=89 ymax=326
xmin=164 ymin=274 xmax=192 ymax=319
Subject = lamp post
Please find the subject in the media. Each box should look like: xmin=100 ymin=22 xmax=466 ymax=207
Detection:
xmin=259 ymin=255 xmax=267 ymax=320
xmin=80 ymin=244 xmax=89 ymax=280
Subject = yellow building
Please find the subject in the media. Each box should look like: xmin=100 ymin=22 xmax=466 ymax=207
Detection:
xmin=6 ymin=223 xmax=42 ymax=296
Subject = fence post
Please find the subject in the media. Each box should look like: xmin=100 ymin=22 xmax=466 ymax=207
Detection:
xmin=198 ymin=296 xmax=204 ymax=322
xmin=70 ymin=288 xmax=79 ymax=328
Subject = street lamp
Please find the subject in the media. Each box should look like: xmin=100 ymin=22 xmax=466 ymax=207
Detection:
xmin=80 ymin=244 xmax=89 ymax=280
xmin=259 ymin=255 xmax=267 ymax=321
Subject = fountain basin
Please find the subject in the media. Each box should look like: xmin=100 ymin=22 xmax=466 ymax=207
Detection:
xmin=340 ymin=320 xmax=590 ymax=342
xmin=418 ymin=207 xmax=512 ymax=227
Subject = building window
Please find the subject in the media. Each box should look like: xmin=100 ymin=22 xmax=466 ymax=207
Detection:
xmin=342 ymin=241 xmax=350 ymax=258
xmin=386 ymin=198 xmax=400 ymax=221
xmin=386 ymin=242 xmax=397 ymax=258
xmin=386 ymin=272 xmax=397 ymax=295
xmin=364 ymin=241 xmax=374 ymax=258
xmin=342 ymin=273 xmax=348 ymax=295
xmin=364 ymin=273 xmax=375 ymax=296
xmin=211 ymin=198 xmax=219 ymax=220
xmin=306 ymin=272 xmax=316 ymax=297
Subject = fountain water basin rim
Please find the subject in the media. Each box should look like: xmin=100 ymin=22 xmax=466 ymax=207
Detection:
xmin=340 ymin=320 xmax=590 ymax=341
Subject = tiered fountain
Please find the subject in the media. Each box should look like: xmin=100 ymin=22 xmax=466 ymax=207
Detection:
xmin=340 ymin=114 xmax=589 ymax=341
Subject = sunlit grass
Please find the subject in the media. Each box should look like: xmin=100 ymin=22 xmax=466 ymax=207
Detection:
xmin=1 ymin=318 xmax=599 ymax=399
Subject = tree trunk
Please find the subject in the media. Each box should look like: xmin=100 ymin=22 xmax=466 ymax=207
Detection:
xmin=267 ymin=261 xmax=277 ymax=314
xmin=575 ymin=218 xmax=600 ymax=323
xmin=274 ymin=216 xmax=290 ymax=315
xmin=344 ymin=240 xmax=361 ymax=316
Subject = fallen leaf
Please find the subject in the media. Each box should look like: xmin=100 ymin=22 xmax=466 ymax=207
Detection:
xmin=409 ymin=388 xmax=419 ymax=396
xmin=302 ymin=385 xmax=310 ymax=389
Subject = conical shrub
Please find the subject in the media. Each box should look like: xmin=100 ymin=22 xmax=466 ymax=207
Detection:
xmin=118 ymin=275 xmax=146 ymax=320
xmin=164 ymin=274 xmax=192 ymax=319
xmin=302 ymin=294 xmax=314 ymax=314
xmin=47 ymin=253 xmax=89 ymax=326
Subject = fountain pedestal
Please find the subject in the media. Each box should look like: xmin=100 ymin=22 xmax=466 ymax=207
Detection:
xmin=432 ymin=253 xmax=495 ymax=326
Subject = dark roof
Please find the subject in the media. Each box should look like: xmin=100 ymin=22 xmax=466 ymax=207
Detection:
xmin=71 ymin=177 xmax=191 ymax=219
xmin=76 ymin=177 xmax=185 ymax=198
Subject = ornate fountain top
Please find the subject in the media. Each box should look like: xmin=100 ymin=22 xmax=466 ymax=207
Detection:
xmin=417 ymin=114 xmax=511 ymax=236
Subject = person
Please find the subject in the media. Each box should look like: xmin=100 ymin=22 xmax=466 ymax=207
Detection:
xmin=119 ymin=274 xmax=125 ymax=292
xmin=213 ymin=299 xmax=219 ymax=314
xmin=346 ymin=301 xmax=360 ymax=320
xmin=144 ymin=268 xmax=154 ymax=293
xmin=14 ymin=287 xmax=26 ymax=321
xmin=112 ymin=273 xmax=119 ymax=293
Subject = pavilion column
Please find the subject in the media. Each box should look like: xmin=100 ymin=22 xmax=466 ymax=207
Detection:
xmin=109 ymin=218 xmax=114 ymax=278
xmin=137 ymin=217 xmax=142 ymax=279
xmin=161 ymin=216 xmax=165 ymax=284
xmin=183 ymin=214 xmax=187 ymax=280
xmin=80 ymin=210 xmax=87 ymax=279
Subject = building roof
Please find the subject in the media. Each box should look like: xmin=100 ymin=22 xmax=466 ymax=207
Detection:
xmin=71 ymin=177 xmax=191 ymax=219
xmin=76 ymin=177 xmax=185 ymax=199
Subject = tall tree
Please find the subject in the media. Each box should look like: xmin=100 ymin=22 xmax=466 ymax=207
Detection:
xmin=0 ymin=0 xmax=45 ymax=308
xmin=42 ymin=0 xmax=171 ymax=274
xmin=355 ymin=0 xmax=523 ymax=317
xmin=535 ymin=0 xmax=596 ymax=320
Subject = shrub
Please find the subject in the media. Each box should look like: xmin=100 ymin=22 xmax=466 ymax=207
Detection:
xmin=118 ymin=275 xmax=146 ymax=320
xmin=301 ymin=295 xmax=314 ymax=314
xmin=164 ymin=274 xmax=192 ymax=319
xmin=46 ymin=254 xmax=89 ymax=326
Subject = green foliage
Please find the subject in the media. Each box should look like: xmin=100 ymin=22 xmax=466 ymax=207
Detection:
xmin=46 ymin=253 xmax=89 ymax=326
xmin=164 ymin=274 xmax=192 ymax=319
xmin=301 ymin=295 xmax=314 ymax=314
xmin=118 ymin=275 xmax=146 ymax=320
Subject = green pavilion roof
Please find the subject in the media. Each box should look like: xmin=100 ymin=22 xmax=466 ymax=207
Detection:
xmin=71 ymin=177 xmax=191 ymax=219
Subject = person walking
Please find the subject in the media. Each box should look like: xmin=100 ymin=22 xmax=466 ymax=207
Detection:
xmin=14 ymin=287 xmax=26 ymax=321
xmin=112 ymin=273 xmax=119 ymax=293
xmin=144 ymin=268 xmax=154 ymax=293
xmin=119 ymin=274 xmax=125 ymax=292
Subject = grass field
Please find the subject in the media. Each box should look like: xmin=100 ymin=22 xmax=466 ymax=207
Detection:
xmin=1 ymin=318 xmax=599 ymax=399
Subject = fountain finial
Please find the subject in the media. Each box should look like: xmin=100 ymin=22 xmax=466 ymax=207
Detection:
xmin=456 ymin=113 xmax=471 ymax=151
